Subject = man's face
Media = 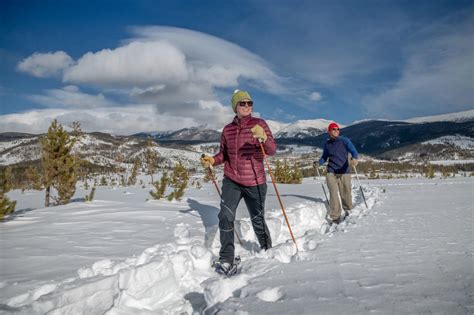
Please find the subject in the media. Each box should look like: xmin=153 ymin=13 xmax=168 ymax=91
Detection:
xmin=329 ymin=127 xmax=340 ymax=139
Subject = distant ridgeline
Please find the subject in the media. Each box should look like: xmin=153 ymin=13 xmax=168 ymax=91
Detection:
xmin=277 ymin=120 xmax=474 ymax=158
xmin=1 ymin=116 xmax=473 ymax=169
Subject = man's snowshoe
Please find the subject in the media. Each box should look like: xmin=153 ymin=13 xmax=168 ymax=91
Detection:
xmin=212 ymin=256 xmax=241 ymax=277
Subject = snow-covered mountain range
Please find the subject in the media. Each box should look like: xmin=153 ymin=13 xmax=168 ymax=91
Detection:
xmin=1 ymin=110 xmax=473 ymax=167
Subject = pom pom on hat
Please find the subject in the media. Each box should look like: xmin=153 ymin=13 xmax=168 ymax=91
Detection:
xmin=327 ymin=122 xmax=340 ymax=132
xmin=231 ymin=89 xmax=252 ymax=113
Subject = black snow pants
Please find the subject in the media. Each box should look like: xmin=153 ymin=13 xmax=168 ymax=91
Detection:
xmin=218 ymin=177 xmax=272 ymax=263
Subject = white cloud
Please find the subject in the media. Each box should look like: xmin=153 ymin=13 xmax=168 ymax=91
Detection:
xmin=27 ymin=86 xmax=118 ymax=109
xmin=63 ymin=41 xmax=188 ymax=86
xmin=129 ymin=26 xmax=285 ymax=93
xmin=0 ymin=104 xmax=234 ymax=135
xmin=17 ymin=51 xmax=74 ymax=78
xmin=309 ymin=92 xmax=322 ymax=102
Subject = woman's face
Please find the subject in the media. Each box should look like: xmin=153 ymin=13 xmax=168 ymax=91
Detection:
xmin=236 ymin=99 xmax=253 ymax=118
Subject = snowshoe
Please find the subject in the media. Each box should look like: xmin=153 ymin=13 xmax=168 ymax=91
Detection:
xmin=212 ymin=256 xmax=241 ymax=277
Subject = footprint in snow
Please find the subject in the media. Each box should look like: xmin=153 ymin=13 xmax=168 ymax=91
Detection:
xmin=256 ymin=286 xmax=284 ymax=302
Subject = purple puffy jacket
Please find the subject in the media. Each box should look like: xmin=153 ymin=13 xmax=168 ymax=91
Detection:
xmin=213 ymin=115 xmax=276 ymax=186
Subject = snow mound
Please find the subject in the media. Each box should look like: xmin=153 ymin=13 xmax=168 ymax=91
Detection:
xmin=256 ymin=286 xmax=284 ymax=302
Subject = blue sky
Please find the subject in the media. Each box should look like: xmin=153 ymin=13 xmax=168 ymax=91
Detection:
xmin=1 ymin=0 xmax=473 ymax=134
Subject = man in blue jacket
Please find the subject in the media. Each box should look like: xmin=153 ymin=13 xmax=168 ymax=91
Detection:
xmin=317 ymin=122 xmax=359 ymax=223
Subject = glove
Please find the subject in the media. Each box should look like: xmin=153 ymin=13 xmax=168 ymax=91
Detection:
xmin=350 ymin=158 xmax=358 ymax=167
xmin=250 ymin=125 xmax=267 ymax=142
xmin=201 ymin=155 xmax=215 ymax=168
xmin=315 ymin=160 xmax=325 ymax=168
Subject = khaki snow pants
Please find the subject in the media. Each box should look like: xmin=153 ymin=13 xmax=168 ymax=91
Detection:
xmin=326 ymin=173 xmax=353 ymax=220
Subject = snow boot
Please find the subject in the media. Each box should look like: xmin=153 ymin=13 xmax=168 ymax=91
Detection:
xmin=212 ymin=256 xmax=241 ymax=277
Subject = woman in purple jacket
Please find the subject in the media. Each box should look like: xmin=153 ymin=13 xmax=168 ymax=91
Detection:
xmin=201 ymin=89 xmax=276 ymax=274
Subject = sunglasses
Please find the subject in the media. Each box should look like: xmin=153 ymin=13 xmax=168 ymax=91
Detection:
xmin=238 ymin=101 xmax=253 ymax=107
xmin=331 ymin=128 xmax=340 ymax=131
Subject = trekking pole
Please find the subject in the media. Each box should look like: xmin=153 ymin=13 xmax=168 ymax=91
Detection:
xmin=201 ymin=154 xmax=243 ymax=245
xmin=315 ymin=166 xmax=329 ymax=206
xmin=257 ymin=141 xmax=298 ymax=251
xmin=352 ymin=165 xmax=368 ymax=209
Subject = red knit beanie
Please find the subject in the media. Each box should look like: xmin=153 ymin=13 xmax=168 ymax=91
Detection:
xmin=327 ymin=122 xmax=340 ymax=132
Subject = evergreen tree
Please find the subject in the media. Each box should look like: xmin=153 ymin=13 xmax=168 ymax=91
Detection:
xmin=100 ymin=176 xmax=108 ymax=186
xmin=150 ymin=171 xmax=169 ymax=200
xmin=149 ymin=162 xmax=189 ymax=201
xmin=0 ymin=168 xmax=16 ymax=219
xmin=41 ymin=120 xmax=80 ymax=207
xmin=144 ymin=139 xmax=159 ymax=184
xmin=425 ymin=164 xmax=435 ymax=179
xmin=25 ymin=165 xmax=43 ymax=190
xmin=291 ymin=161 xmax=303 ymax=184
xmin=274 ymin=160 xmax=283 ymax=183
xmin=128 ymin=158 xmax=140 ymax=185
xmin=274 ymin=159 xmax=302 ymax=184
xmin=168 ymin=161 xmax=189 ymax=201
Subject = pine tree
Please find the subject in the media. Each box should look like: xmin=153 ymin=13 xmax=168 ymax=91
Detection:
xmin=149 ymin=162 xmax=189 ymax=201
xmin=274 ymin=160 xmax=283 ymax=183
xmin=128 ymin=158 xmax=140 ymax=185
xmin=149 ymin=172 xmax=169 ymax=200
xmin=291 ymin=161 xmax=303 ymax=184
xmin=0 ymin=168 xmax=16 ymax=219
xmin=168 ymin=161 xmax=189 ymax=201
xmin=425 ymin=164 xmax=435 ymax=179
xmin=41 ymin=120 xmax=80 ymax=207
xmin=274 ymin=159 xmax=302 ymax=184
xmin=144 ymin=139 xmax=159 ymax=184
xmin=25 ymin=165 xmax=43 ymax=190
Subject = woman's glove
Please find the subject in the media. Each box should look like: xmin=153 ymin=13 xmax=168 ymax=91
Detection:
xmin=201 ymin=155 xmax=215 ymax=168
xmin=250 ymin=125 xmax=268 ymax=142
xmin=350 ymin=158 xmax=358 ymax=167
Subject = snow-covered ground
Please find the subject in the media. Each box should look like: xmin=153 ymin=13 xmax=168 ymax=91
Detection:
xmin=423 ymin=135 xmax=474 ymax=150
xmin=1 ymin=175 xmax=472 ymax=314
xmin=430 ymin=159 xmax=474 ymax=165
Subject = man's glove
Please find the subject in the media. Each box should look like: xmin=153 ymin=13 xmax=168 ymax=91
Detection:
xmin=350 ymin=158 xmax=358 ymax=167
xmin=250 ymin=125 xmax=267 ymax=142
xmin=201 ymin=155 xmax=215 ymax=168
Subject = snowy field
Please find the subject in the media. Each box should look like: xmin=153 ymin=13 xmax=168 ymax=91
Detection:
xmin=1 ymin=176 xmax=473 ymax=314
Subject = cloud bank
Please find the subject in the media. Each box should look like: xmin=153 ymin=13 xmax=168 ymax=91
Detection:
xmin=0 ymin=105 xmax=224 ymax=135
xmin=11 ymin=26 xmax=285 ymax=134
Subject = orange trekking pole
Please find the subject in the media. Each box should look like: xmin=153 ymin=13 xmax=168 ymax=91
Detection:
xmin=257 ymin=142 xmax=298 ymax=251
xmin=201 ymin=154 xmax=243 ymax=246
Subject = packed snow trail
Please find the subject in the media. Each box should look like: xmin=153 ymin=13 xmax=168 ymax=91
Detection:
xmin=1 ymin=179 xmax=379 ymax=314
xmin=214 ymin=179 xmax=474 ymax=314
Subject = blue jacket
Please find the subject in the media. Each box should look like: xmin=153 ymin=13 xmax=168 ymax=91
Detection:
xmin=319 ymin=136 xmax=358 ymax=174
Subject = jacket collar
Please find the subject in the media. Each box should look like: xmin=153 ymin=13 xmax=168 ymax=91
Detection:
xmin=232 ymin=114 xmax=253 ymax=126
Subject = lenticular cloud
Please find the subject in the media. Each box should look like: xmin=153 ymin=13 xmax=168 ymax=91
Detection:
xmin=63 ymin=41 xmax=189 ymax=86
